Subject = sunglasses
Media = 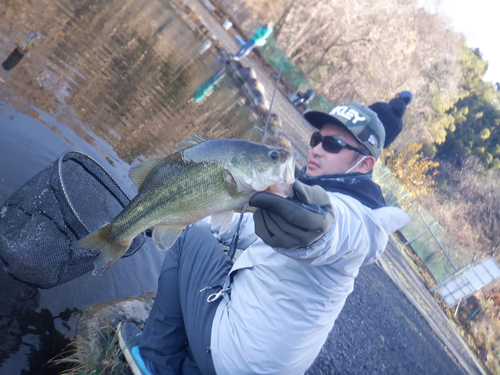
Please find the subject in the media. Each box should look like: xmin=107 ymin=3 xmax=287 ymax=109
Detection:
xmin=310 ymin=132 xmax=368 ymax=155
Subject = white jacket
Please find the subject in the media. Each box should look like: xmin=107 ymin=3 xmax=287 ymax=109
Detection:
xmin=209 ymin=191 xmax=409 ymax=375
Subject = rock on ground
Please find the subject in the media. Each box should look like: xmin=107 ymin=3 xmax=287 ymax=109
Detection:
xmin=74 ymin=292 xmax=155 ymax=362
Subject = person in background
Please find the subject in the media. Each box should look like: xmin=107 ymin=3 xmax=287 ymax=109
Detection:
xmin=118 ymin=102 xmax=409 ymax=375
xmin=292 ymin=89 xmax=315 ymax=108
xmin=234 ymin=23 xmax=273 ymax=59
xmin=368 ymin=90 xmax=413 ymax=148
xmin=192 ymin=24 xmax=273 ymax=102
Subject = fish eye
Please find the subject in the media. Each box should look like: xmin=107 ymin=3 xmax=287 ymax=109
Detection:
xmin=269 ymin=150 xmax=279 ymax=160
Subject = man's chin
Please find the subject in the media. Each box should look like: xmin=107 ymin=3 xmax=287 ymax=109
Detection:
xmin=305 ymin=165 xmax=322 ymax=177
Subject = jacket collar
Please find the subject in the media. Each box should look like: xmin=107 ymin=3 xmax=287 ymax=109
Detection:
xmin=297 ymin=167 xmax=386 ymax=209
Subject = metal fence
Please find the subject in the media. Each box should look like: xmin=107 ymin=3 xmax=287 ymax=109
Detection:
xmin=373 ymin=163 xmax=473 ymax=284
xmin=260 ymin=38 xmax=334 ymax=113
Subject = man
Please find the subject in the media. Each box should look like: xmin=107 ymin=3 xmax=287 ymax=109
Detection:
xmin=292 ymin=89 xmax=315 ymax=108
xmin=193 ymin=26 xmax=272 ymax=103
xmin=119 ymin=102 xmax=409 ymax=375
xmin=369 ymin=90 xmax=413 ymax=148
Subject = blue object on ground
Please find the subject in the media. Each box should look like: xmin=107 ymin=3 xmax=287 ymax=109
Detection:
xmin=118 ymin=322 xmax=152 ymax=375
xmin=250 ymin=26 xmax=273 ymax=44
xmin=235 ymin=36 xmax=246 ymax=46
xmin=235 ymin=40 xmax=256 ymax=59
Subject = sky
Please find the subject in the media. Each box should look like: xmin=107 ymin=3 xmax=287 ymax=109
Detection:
xmin=421 ymin=0 xmax=500 ymax=84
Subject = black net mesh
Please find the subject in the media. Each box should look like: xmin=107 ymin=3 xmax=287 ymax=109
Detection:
xmin=0 ymin=150 xmax=145 ymax=288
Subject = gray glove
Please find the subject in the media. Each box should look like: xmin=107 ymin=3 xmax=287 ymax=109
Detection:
xmin=249 ymin=181 xmax=334 ymax=249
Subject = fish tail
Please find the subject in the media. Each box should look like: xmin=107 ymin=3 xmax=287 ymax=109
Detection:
xmin=74 ymin=225 xmax=131 ymax=276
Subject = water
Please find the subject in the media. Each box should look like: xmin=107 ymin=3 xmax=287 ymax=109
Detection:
xmin=0 ymin=0 xmax=317 ymax=372
xmin=0 ymin=0 xmax=314 ymax=373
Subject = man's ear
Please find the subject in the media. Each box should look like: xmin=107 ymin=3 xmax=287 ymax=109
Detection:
xmin=357 ymin=156 xmax=375 ymax=174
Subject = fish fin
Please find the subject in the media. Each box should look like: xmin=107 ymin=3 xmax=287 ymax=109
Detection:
xmin=153 ymin=224 xmax=186 ymax=251
xmin=210 ymin=210 xmax=234 ymax=235
xmin=173 ymin=134 xmax=208 ymax=153
xmin=128 ymin=159 xmax=161 ymax=188
xmin=73 ymin=226 xmax=131 ymax=275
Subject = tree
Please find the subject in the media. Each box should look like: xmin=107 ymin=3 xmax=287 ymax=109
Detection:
xmin=435 ymin=157 xmax=500 ymax=258
xmin=436 ymin=47 xmax=500 ymax=169
xmin=258 ymin=0 xmax=463 ymax=150
xmin=272 ymin=0 xmax=296 ymax=42
xmin=383 ymin=143 xmax=440 ymax=197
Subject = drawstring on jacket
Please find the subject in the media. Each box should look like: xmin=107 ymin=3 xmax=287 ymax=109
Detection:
xmin=200 ymin=285 xmax=232 ymax=303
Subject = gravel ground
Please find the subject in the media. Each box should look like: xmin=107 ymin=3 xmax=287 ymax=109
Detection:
xmin=307 ymin=256 xmax=466 ymax=374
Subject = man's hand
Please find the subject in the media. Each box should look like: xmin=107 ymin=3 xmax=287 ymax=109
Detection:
xmin=249 ymin=181 xmax=334 ymax=249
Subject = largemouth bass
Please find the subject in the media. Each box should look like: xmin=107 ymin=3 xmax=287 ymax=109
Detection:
xmin=75 ymin=135 xmax=295 ymax=275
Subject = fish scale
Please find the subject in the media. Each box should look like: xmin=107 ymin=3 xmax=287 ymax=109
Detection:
xmin=74 ymin=136 xmax=296 ymax=275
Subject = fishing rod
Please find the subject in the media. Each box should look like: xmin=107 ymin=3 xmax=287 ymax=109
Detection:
xmin=228 ymin=1 xmax=298 ymax=260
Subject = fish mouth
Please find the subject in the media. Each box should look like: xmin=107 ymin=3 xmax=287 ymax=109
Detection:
xmin=228 ymin=151 xmax=296 ymax=194
xmin=280 ymin=152 xmax=296 ymax=184
xmin=267 ymin=152 xmax=296 ymax=197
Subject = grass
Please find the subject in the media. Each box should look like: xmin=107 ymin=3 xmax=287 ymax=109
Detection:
xmin=390 ymin=232 xmax=437 ymax=289
xmin=50 ymin=321 xmax=131 ymax=375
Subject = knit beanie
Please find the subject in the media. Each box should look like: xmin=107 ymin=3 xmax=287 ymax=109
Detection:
xmin=398 ymin=91 xmax=413 ymax=105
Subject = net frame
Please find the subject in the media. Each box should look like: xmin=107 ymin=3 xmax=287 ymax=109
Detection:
xmin=0 ymin=150 xmax=146 ymax=288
